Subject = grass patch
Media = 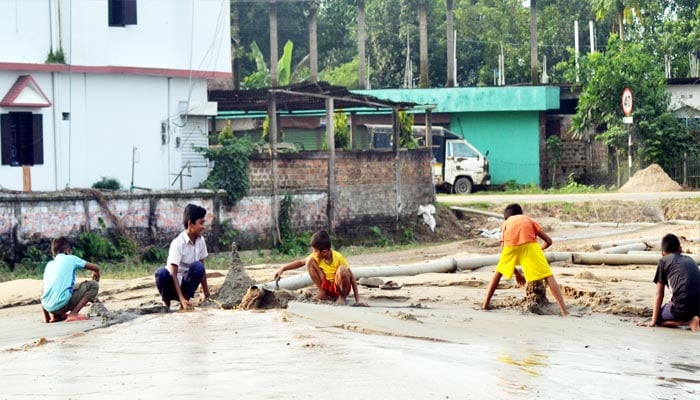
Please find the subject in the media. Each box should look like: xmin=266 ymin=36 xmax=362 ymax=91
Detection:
xmin=489 ymin=176 xmax=613 ymax=195
xmin=439 ymin=201 xmax=493 ymax=210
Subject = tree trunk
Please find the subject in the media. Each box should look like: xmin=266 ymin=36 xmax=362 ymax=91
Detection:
xmin=445 ymin=0 xmax=454 ymax=87
xmin=419 ymin=0 xmax=429 ymax=88
xmin=357 ymin=0 xmax=367 ymax=89
xmin=231 ymin=1 xmax=240 ymax=90
xmin=269 ymin=0 xmax=279 ymax=87
xmin=309 ymin=1 xmax=318 ymax=83
xmin=530 ymin=0 xmax=538 ymax=85
xmin=618 ymin=12 xmax=624 ymax=41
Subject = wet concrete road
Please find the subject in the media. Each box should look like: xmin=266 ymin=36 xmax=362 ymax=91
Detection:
xmin=1 ymin=303 xmax=698 ymax=399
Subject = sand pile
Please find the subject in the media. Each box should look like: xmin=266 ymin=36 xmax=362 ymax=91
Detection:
xmin=618 ymin=164 xmax=682 ymax=193
xmin=214 ymin=243 xmax=295 ymax=310
xmin=213 ymin=243 xmax=256 ymax=309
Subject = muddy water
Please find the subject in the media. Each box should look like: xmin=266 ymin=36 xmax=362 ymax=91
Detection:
xmin=1 ymin=304 xmax=698 ymax=399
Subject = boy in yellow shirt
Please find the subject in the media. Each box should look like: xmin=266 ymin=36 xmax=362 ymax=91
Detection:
xmin=274 ymin=230 xmax=367 ymax=306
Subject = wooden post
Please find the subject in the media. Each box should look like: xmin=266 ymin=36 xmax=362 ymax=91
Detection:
xmin=268 ymin=93 xmax=279 ymax=246
xmin=22 ymin=165 xmax=31 ymax=192
xmin=326 ymin=98 xmax=335 ymax=234
xmin=425 ymin=109 xmax=432 ymax=150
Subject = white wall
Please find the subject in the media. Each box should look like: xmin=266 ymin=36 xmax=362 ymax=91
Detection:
xmin=668 ymin=84 xmax=700 ymax=112
xmin=0 ymin=0 xmax=229 ymax=192
xmin=1 ymin=0 xmax=231 ymax=75
xmin=0 ymin=71 xmax=212 ymax=192
xmin=0 ymin=0 xmax=53 ymax=63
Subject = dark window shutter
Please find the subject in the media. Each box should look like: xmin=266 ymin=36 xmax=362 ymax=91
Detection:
xmin=109 ymin=0 xmax=137 ymax=26
xmin=1 ymin=114 xmax=10 ymax=165
xmin=109 ymin=0 xmax=124 ymax=26
xmin=123 ymin=0 xmax=137 ymax=25
xmin=16 ymin=113 xmax=33 ymax=165
xmin=32 ymin=114 xmax=44 ymax=165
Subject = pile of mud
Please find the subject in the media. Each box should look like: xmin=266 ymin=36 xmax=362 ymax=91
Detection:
xmin=618 ymin=164 xmax=682 ymax=193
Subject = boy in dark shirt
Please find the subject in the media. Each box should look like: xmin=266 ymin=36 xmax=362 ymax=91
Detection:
xmin=638 ymin=233 xmax=700 ymax=331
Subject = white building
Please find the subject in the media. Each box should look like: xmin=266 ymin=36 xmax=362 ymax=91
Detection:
xmin=0 ymin=0 xmax=231 ymax=191
xmin=667 ymin=78 xmax=700 ymax=133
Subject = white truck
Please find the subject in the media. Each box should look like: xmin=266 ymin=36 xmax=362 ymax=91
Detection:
xmin=364 ymin=125 xmax=491 ymax=194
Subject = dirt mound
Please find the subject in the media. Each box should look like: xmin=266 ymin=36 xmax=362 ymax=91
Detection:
xmin=618 ymin=164 xmax=682 ymax=193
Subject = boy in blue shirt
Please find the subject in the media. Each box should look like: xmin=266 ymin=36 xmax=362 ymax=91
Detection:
xmin=41 ymin=237 xmax=100 ymax=323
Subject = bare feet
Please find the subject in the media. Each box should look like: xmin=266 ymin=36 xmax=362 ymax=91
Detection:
xmin=690 ymin=316 xmax=699 ymax=332
xmin=313 ymin=292 xmax=330 ymax=301
xmin=335 ymin=296 xmax=347 ymax=305
xmin=66 ymin=314 xmax=88 ymax=322
xmin=49 ymin=313 xmax=67 ymax=323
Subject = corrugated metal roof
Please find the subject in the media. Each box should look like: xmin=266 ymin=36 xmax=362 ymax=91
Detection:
xmin=209 ymin=81 xmax=418 ymax=113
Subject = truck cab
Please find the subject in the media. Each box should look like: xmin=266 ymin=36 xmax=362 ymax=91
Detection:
xmin=413 ymin=126 xmax=490 ymax=194
xmin=363 ymin=124 xmax=490 ymax=194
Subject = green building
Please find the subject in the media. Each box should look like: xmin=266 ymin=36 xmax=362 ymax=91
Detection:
xmin=354 ymin=87 xmax=561 ymax=186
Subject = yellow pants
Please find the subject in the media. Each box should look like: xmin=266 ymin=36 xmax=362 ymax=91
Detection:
xmin=496 ymin=242 xmax=553 ymax=282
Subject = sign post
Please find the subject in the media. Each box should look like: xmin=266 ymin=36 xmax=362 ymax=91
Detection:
xmin=621 ymin=88 xmax=634 ymax=180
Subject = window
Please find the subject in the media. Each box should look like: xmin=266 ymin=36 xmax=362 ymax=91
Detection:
xmin=452 ymin=142 xmax=479 ymax=158
xmin=109 ymin=0 xmax=137 ymax=27
xmin=1 ymin=113 xmax=44 ymax=166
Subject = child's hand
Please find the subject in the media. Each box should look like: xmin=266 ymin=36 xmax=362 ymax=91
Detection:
xmin=274 ymin=270 xmax=283 ymax=281
xmin=179 ymin=298 xmax=193 ymax=310
xmin=92 ymin=270 xmax=100 ymax=282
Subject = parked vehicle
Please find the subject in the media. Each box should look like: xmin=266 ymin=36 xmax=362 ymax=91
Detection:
xmin=363 ymin=125 xmax=490 ymax=194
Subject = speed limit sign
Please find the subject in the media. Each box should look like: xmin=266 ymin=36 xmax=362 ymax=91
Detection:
xmin=622 ymin=88 xmax=633 ymax=116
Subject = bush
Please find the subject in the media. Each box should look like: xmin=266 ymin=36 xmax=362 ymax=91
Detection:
xmin=199 ymin=136 xmax=253 ymax=204
xmin=92 ymin=177 xmax=121 ymax=190
xmin=143 ymin=246 xmax=168 ymax=264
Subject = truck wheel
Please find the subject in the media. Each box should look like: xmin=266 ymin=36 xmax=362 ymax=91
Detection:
xmin=453 ymin=177 xmax=473 ymax=194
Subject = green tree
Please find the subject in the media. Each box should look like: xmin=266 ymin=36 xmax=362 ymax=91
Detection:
xmin=590 ymin=0 xmax=645 ymax=40
xmin=236 ymin=1 xmax=309 ymax=85
xmin=563 ymin=35 xmax=698 ymax=180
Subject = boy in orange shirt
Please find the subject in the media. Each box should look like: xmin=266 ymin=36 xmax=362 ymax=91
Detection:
xmin=481 ymin=203 xmax=568 ymax=316
xmin=274 ymin=230 xmax=367 ymax=306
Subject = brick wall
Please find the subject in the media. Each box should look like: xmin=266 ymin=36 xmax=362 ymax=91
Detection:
xmin=543 ymin=115 xmax=609 ymax=187
xmin=0 ymin=149 xmax=433 ymax=264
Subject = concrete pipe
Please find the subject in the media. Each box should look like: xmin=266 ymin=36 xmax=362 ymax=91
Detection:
xmin=596 ymin=242 xmax=650 ymax=254
xmin=593 ymin=237 xmax=658 ymax=250
xmin=571 ymin=252 xmax=700 ymax=265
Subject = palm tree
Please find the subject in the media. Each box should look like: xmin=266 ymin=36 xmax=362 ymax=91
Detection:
xmin=357 ymin=0 xmax=367 ymax=89
xmin=445 ymin=0 xmax=455 ymax=87
xmin=530 ymin=0 xmax=538 ymax=85
xmin=591 ymin=0 xmax=643 ymax=41
xmin=419 ymin=0 xmax=429 ymax=88
xmin=309 ymin=0 xmax=318 ymax=82
xmin=269 ymin=0 xmax=278 ymax=87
